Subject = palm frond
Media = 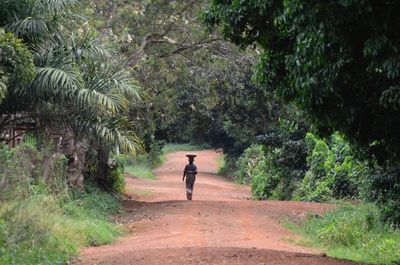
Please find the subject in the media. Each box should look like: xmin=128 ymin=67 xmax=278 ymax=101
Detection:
xmin=33 ymin=66 xmax=82 ymax=95
xmin=77 ymin=88 xmax=122 ymax=113
xmin=109 ymin=69 xmax=141 ymax=100
xmin=0 ymin=77 xmax=8 ymax=103
xmin=44 ymin=0 xmax=80 ymax=13
xmin=85 ymin=63 xmax=141 ymax=99
xmin=3 ymin=0 xmax=79 ymax=43
xmin=77 ymin=32 xmax=113 ymax=60
xmin=71 ymin=115 xmax=143 ymax=156
xmin=7 ymin=17 xmax=49 ymax=42
xmin=82 ymin=63 xmax=141 ymax=112
xmin=55 ymin=32 xmax=113 ymax=62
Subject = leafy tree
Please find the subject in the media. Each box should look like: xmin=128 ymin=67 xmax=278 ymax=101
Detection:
xmin=203 ymin=0 xmax=400 ymax=165
xmin=0 ymin=0 xmax=142 ymax=187
xmin=295 ymin=132 xmax=367 ymax=202
xmin=0 ymin=29 xmax=34 ymax=103
xmin=83 ymin=0 xmax=267 ymax=152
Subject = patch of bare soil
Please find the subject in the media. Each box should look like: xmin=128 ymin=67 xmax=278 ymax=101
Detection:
xmin=75 ymin=150 xmax=361 ymax=265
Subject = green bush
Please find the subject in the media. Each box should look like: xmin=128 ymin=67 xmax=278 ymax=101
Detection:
xmin=0 ymin=191 xmax=121 ymax=265
xmin=251 ymin=157 xmax=276 ymax=199
xmin=0 ymin=144 xmax=122 ymax=265
xmin=364 ymin=167 xmax=400 ymax=226
xmin=294 ymin=133 xmax=366 ymax=202
xmin=120 ymin=140 xmax=165 ymax=170
xmin=235 ymin=132 xmax=372 ymax=203
xmin=235 ymin=141 xmax=307 ymax=200
xmin=106 ymin=157 xmax=126 ymax=195
xmin=302 ymin=204 xmax=400 ymax=265
xmin=0 ymin=144 xmax=44 ymax=199
xmin=234 ymin=144 xmax=265 ymax=185
xmin=218 ymin=155 xmax=237 ymax=177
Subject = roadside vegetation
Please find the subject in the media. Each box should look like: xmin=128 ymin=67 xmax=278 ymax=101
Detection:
xmin=1 ymin=0 xmax=400 ymax=264
xmin=124 ymin=143 xmax=207 ymax=180
xmin=125 ymin=165 xmax=156 ymax=180
xmin=203 ymin=1 xmax=400 ymax=264
xmin=300 ymin=204 xmax=400 ymax=265
xmin=0 ymin=143 xmax=121 ymax=265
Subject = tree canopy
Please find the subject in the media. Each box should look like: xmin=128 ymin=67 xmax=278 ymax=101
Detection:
xmin=0 ymin=0 xmax=142 ymax=187
xmin=204 ymin=0 xmax=400 ymax=165
xmin=0 ymin=29 xmax=35 ymax=103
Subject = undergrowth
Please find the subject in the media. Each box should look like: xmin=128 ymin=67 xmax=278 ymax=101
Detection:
xmin=124 ymin=143 xmax=208 ymax=180
xmin=298 ymin=204 xmax=400 ymax=265
xmin=217 ymin=153 xmax=226 ymax=174
xmin=0 ymin=188 xmax=121 ymax=265
xmin=125 ymin=165 xmax=156 ymax=180
xmin=0 ymin=144 xmax=122 ymax=265
xmin=160 ymin=143 xmax=209 ymax=164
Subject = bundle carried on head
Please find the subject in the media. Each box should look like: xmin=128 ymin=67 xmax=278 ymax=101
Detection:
xmin=186 ymin=154 xmax=197 ymax=159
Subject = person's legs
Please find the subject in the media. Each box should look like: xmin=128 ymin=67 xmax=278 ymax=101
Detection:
xmin=186 ymin=181 xmax=194 ymax=200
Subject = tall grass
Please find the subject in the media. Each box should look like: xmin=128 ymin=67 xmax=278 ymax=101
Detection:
xmin=125 ymin=165 xmax=156 ymax=180
xmin=0 ymin=144 xmax=122 ymax=265
xmin=217 ymin=153 xmax=226 ymax=174
xmin=0 ymin=189 xmax=121 ymax=265
xmin=299 ymin=204 xmax=400 ymax=265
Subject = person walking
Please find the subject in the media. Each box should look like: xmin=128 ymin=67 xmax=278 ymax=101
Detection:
xmin=182 ymin=154 xmax=197 ymax=200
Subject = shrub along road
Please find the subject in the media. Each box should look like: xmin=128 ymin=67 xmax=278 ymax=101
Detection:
xmin=76 ymin=150 xmax=361 ymax=265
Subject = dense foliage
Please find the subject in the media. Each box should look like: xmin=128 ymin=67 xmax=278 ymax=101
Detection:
xmin=294 ymin=133 xmax=367 ymax=202
xmin=0 ymin=29 xmax=34 ymax=103
xmin=0 ymin=0 xmax=141 ymax=189
xmin=236 ymin=131 xmax=366 ymax=202
xmin=1 ymin=0 xmax=400 ymax=263
xmin=204 ymin=0 xmax=400 ymax=166
xmin=0 ymin=143 xmax=121 ymax=265
xmin=82 ymin=0 xmax=276 ymax=155
xmin=302 ymin=204 xmax=400 ymax=265
xmin=203 ymin=0 xmax=400 ymax=226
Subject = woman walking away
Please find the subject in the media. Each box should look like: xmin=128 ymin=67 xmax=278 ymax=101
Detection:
xmin=182 ymin=154 xmax=197 ymax=200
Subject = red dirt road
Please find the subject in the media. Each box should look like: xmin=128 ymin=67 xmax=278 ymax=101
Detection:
xmin=76 ymin=150 xmax=361 ymax=265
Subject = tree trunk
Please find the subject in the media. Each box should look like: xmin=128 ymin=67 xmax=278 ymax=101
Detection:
xmin=43 ymin=126 xmax=88 ymax=188
xmin=95 ymin=147 xmax=110 ymax=189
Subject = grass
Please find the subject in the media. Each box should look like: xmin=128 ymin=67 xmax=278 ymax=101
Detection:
xmin=124 ymin=143 xmax=207 ymax=180
xmin=126 ymin=188 xmax=155 ymax=197
xmin=217 ymin=153 xmax=226 ymax=174
xmin=0 ymin=188 xmax=121 ymax=265
xmin=125 ymin=165 xmax=156 ymax=180
xmin=291 ymin=203 xmax=400 ymax=265
xmin=161 ymin=143 xmax=208 ymax=154
xmin=160 ymin=143 xmax=209 ymax=164
xmin=0 ymin=143 xmax=124 ymax=265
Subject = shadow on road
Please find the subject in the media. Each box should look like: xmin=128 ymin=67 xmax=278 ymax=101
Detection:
xmin=80 ymin=246 xmax=362 ymax=265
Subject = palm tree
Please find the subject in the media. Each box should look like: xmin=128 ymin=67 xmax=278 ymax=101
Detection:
xmin=0 ymin=0 xmax=142 ymax=187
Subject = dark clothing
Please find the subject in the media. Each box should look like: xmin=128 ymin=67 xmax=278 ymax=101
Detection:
xmin=184 ymin=163 xmax=197 ymax=200
xmin=184 ymin=164 xmax=197 ymax=182
xmin=186 ymin=181 xmax=194 ymax=198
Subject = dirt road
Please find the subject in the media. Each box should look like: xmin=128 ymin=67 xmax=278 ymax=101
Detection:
xmin=77 ymin=150 xmax=360 ymax=265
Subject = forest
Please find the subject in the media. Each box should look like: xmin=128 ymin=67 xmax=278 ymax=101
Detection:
xmin=0 ymin=0 xmax=400 ymax=264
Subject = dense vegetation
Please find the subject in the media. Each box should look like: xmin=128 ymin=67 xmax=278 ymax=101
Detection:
xmin=300 ymin=204 xmax=400 ymax=264
xmin=0 ymin=142 xmax=121 ymax=264
xmin=0 ymin=0 xmax=137 ymax=264
xmin=204 ymin=0 xmax=400 ymax=165
xmin=202 ymin=1 xmax=400 ymax=263
xmin=0 ymin=0 xmax=141 ymax=189
xmin=1 ymin=0 xmax=400 ymax=264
